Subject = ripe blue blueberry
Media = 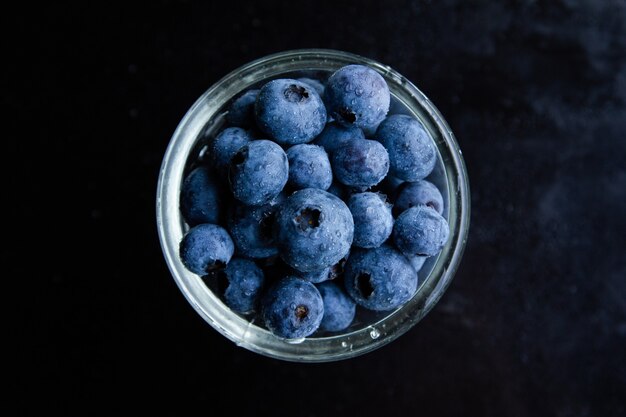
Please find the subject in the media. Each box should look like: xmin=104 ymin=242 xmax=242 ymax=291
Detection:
xmin=347 ymin=192 xmax=394 ymax=249
xmin=393 ymin=205 xmax=450 ymax=257
xmin=376 ymin=114 xmax=437 ymax=181
xmin=180 ymin=165 xmax=222 ymax=226
xmin=261 ymin=276 xmax=324 ymax=339
xmin=215 ymin=258 xmax=265 ymax=314
xmin=227 ymin=193 xmax=285 ymax=259
xmin=394 ymin=179 xmax=444 ymax=216
xmin=226 ymin=89 xmax=259 ymax=128
xmin=324 ymin=64 xmax=390 ymax=133
xmin=297 ymin=77 xmax=325 ymax=97
xmin=312 ymin=122 xmax=365 ymax=154
xmin=255 ymin=79 xmax=327 ymax=145
xmin=331 ymin=138 xmax=390 ymax=190
xmin=286 ymin=144 xmax=332 ymax=191
xmin=316 ymin=281 xmax=356 ymax=332
xmin=211 ymin=127 xmax=253 ymax=170
xmin=344 ymin=245 xmax=417 ymax=311
xmin=229 ymin=140 xmax=289 ymax=206
xmin=179 ymin=224 xmax=234 ymax=276
xmin=273 ymin=188 xmax=354 ymax=272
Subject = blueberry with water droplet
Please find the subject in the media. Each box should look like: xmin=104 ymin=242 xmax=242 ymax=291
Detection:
xmin=344 ymin=245 xmax=417 ymax=311
xmin=393 ymin=205 xmax=449 ymax=257
xmin=229 ymin=140 xmax=289 ymax=206
xmin=348 ymin=192 xmax=394 ymax=248
xmin=180 ymin=224 xmax=234 ymax=276
xmin=273 ymin=188 xmax=354 ymax=272
xmin=324 ymin=65 xmax=390 ymax=134
xmin=180 ymin=165 xmax=222 ymax=226
xmin=286 ymin=144 xmax=332 ymax=191
xmin=255 ymin=79 xmax=327 ymax=145
xmin=261 ymin=276 xmax=324 ymax=338
xmin=376 ymin=114 xmax=437 ymax=181
xmin=331 ymin=138 xmax=389 ymax=190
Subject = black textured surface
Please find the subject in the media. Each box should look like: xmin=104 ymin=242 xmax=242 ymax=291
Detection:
xmin=9 ymin=1 xmax=626 ymax=416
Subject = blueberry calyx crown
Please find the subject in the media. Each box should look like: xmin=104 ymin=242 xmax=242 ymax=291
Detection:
xmin=295 ymin=305 xmax=309 ymax=321
xmin=356 ymin=272 xmax=374 ymax=298
xmin=337 ymin=107 xmax=356 ymax=124
xmin=284 ymin=84 xmax=309 ymax=103
xmin=295 ymin=207 xmax=321 ymax=231
xmin=328 ymin=258 xmax=347 ymax=280
xmin=231 ymin=148 xmax=248 ymax=165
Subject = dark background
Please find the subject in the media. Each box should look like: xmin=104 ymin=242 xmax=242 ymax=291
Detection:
xmin=9 ymin=0 xmax=626 ymax=416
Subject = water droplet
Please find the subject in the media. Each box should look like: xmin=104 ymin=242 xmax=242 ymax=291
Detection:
xmin=341 ymin=341 xmax=348 ymax=348
xmin=369 ymin=328 xmax=380 ymax=339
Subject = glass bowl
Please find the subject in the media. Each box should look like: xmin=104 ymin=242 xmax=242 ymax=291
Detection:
xmin=156 ymin=49 xmax=470 ymax=362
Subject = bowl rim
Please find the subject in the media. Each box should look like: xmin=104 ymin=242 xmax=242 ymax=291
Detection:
xmin=156 ymin=48 xmax=470 ymax=362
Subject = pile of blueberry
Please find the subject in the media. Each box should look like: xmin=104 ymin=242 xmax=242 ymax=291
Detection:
xmin=178 ymin=64 xmax=450 ymax=339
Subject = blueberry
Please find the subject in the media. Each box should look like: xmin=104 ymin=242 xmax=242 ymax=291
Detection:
xmin=179 ymin=224 xmax=234 ymax=276
xmin=226 ymin=89 xmax=259 ymax=128
xmin=227 ymin=193 xmax=285 ymax=259
xmin=286 ymin=144 xmax=332 ymax=191
xmin=316 ymin=281 xmax=356 ymax=332
xmin=214 ymin=258 xmax=265 ymax=314
xmin=376 ymin=114 xmax=437 ymax=181
xmin=344 ymin=245 xmax=417 ymax=311
xmin=261 ymin=276 xmax=324 ymax=339
xmin=393 ymin=205 xmax=450 ymax=257
xmin=297 ymin=77 xmax=325 ymax=97
xmin=331 ymin=138 xmax=389 ymax=190
xmin=211 ymin=127 xmax=253 ymax=170
xmin=324 ymin=64 xmax=390 ymax=133
xmin=255 ymin=79 xmax=327 ymax=145
xmin=348 ymin=192 xmax=394 ymax=248
xmin=180 ymin=165 xmax=222 ymax=226
xmin=229 ymin=140 xmax=289 ymax=206
xmin=394 ymin=180 xmax=444 ymax=216
xmin=273 ymin=188 xmax=354 ymax=272
xmin=312 ymin=121 xmax=365 ymax=154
